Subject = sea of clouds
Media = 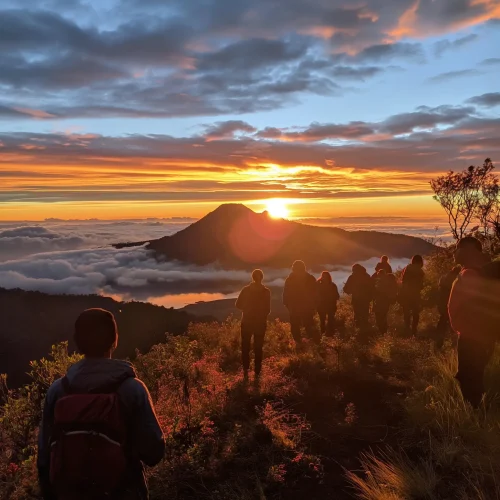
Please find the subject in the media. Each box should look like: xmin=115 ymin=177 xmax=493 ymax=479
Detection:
xmin=0 ymin=218 xmax=447 ymax=308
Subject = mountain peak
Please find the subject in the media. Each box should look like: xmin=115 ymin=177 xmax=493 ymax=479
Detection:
xmin=148 ymin=204 xmax=435 ymax=269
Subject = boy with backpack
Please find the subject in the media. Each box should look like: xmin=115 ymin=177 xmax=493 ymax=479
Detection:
xmin=37 ymin=308 xmax=165 ymax=500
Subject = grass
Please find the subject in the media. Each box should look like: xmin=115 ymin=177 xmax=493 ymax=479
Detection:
xmin=2 ymin=299 xmax=500 ymax=499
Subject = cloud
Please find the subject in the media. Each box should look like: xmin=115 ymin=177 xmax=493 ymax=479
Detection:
xmin=480 ymin=58 xmax=500 ymax=66
xmin=466 ymin=92 xmax=500 ymax=107
xmin=0 ymin=221 xmax=190 ymax=262
xmin=433 ymin=33 xmax=478 ymax=57
xmin=0 ymin=243 xmax=412 ymax=305
xmin=203 ymin=121 xmax=257 ymax=140
xmin=353 ymin=42 xmax=424 ymax=63
xmin=427 ymin=69 xmax=478 ymax=83
xmin=0 ymin=1 xmax=497 ymax=119
xmin=0 ymin=95 xmax=498 ymax=208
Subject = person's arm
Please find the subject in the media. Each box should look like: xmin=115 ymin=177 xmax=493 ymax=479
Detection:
xmin=126 ymin=379 xmax=165 ymax=467
xmin=333 ymin=283 xmax=340 ymax=302
xmin=283 ymin=279 xmax=290 ymax=307
xmin=37 ymin=381 xmax=62 ymax=500
xmin=265 ymin=288 xmax=271 ymax=317
xmin=235 ymin=287 xmax=247 ymax=311
xmin=343 ymin=276 xmax=353 ymax=295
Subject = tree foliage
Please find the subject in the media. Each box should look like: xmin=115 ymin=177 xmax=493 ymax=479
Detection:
xmin=430 ymin=158 xmax=499 ymax=241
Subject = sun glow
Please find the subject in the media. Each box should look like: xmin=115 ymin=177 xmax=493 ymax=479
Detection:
xmin=265 ymin=199 xmax=290 ymax=219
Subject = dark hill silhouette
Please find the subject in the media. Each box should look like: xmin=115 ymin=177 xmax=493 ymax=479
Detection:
xmin=0 ymin=287 xmax=210 ymax=388
xmin=147 ymin=204 xmax=434 ymax=268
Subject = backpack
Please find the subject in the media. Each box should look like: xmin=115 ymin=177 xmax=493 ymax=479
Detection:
xmin=50 ymin=374 xmax=132 ymax=499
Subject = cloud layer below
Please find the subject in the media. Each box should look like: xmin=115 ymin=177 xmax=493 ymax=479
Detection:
xmin=0 ymin=219 xmax=442 ymax=307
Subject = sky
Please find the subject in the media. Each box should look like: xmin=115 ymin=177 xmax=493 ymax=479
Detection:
xmin=1 ymin=0 xmax=500 ymax=221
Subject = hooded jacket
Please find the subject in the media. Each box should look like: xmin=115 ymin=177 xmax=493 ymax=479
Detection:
xmin=37 ymin=358 xmax=165 ymax=500
xmin=343 ymin=266 xmax=373 ymax=303
xmin=283 ymin=270 xmax=317 ymax=313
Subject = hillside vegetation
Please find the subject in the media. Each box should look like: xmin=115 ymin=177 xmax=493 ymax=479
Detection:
xmin=2 ymin=296 xmax=500 ymax=499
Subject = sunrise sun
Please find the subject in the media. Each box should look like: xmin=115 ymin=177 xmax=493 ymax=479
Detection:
xmin=265 ymin=199 xmax=290 ymax=219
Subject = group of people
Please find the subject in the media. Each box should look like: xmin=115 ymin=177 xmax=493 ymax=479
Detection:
xmin=235 ymin=255 xmax=426 ymax=380
xmin=36 ymin=237 xmax=500 ymax=499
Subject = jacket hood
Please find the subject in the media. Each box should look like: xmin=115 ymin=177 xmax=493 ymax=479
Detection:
xmin=65 ymin=358 xmax=136 ymax=392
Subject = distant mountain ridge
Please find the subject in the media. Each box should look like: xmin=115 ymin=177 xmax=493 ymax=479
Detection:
xmin=147 ymin=204 xmax=434 ymax=268
xmin=0 ymin=288 xmax=210 ymax=388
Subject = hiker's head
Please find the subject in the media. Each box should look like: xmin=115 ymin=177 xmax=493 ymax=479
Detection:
xmin=74 ymin=308 xmax=118 ymax=358
xmin=320 ymin=271 xmax=332 ymax=283
xmin=381 ymin=255 xmax=389 ymax=263
xmin=352 ymin=263 xmax=363 ymax=274
xmin=292 ymin=260 xmax=306 ymax=273
xmin=455 ymin=237 xmax=482 ymax=267
xmin=252 ymin=269 xmax=264 ymax=284
xmin=411 ymin=255 xmax=424 ymax=268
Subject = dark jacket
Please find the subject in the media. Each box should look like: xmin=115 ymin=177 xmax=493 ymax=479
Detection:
xmin=37 ymin=358 xmax=165 ymax=500
xmin=401 ymin=263 xmax=425 ymax=303
xmin=374 ymin=273 xmax=398 ymax=305
xmin=316 ymin=279 xmax=340 ymax=312
xmin=236 ymin=282 xmax=271 ymax=325
xmin=344 ymin=268 xmax=374 ymax=303
xmin=283 ymin=270 xmax=317 ymax=313
xmin=375 ymin=261 xmax=393 ymax=275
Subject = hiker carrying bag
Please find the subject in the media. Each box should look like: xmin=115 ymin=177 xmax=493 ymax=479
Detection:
xmin=49 ymin=374 xmax=132 ymax=499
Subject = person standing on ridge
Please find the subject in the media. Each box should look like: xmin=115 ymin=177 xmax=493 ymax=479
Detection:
xmin=449 ymin=237 xmax=499 ymax=408
xmin=343 ymin=264 xmax=374 ymax=328
xmin=316 ymin=271 xmax=340 ymax=335
xmin=373 ymin=269 xmax=398 ymax=334
xmin=400 ymin=255 xmax=425 ymax=335
xmin=38 ymin=308 xmax=165 ymax=500
xmin=283 ymin=260 xmax=320 ymax=345
xmin=375 ymin=255 xmax=393 ymax=275
xmin=235 ymin=269 xmax=271 ymax=380
xmin=436 ymin=265 xmax=461 ymax=347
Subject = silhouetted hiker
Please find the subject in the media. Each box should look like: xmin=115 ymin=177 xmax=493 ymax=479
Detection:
xmin=375 ymin=255 xmax=393 ymax=275
xmin=373 ymin=270 xmax=398 ymax=334
xmin=236 ymin=269 xmax=271 ymax=380
xmin=283 ymin=260 xmax=320 ymax=345
xmin=38 ymin=308 xmax=165 ymax=500
xmin=344 ymin=264 xmax=374 ymax=328
xmin=436 ymin=265 xmax=461 ymax=347
xmin=316 ymin=271 xmax=340 ymax=335
xmin=400 ymin=255 xmax=425 ymax=335
xmin=449 ymin=237 xmax=500 ymax=408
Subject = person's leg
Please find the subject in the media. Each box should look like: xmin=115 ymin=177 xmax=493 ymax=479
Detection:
xmin=289 ymin=312 xmax=302 ymax=344
xmin=360 ymin=300 xmax=370 ymax=328
xmin=456 ymin=336 xmax=495 ymax=408
xmin=254 ymin=325 xmax=266 ymax=376
xmin=318 ymin=311 xmax=326 ymax=334
xmin=376 ymin=302 xmax=389 ymax=334
xmin=304 ymin=312 xmax=320 ymax=344
xmin=374 ymin=303 xmax=383 ymax=332
xmin=403 ymin=305 xmax=411 ymax=332
xmin=326 ymin=309 xmax=336 ymax=335
xmin=352 ymin=299 xmax=361 ymax=327
xmin=241 ymin=324 xmax=252 ymax=377
xmin=412 ymin=302 xmax=420 ymax=335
